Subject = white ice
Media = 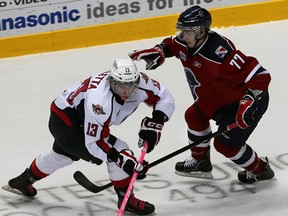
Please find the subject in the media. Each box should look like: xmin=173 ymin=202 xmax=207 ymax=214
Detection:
xmin=0 ymin=20 xmax=288 ymax=216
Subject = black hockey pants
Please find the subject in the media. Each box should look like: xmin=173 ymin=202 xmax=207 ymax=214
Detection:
xmin=213 ymin=92 xmax=269 ymax=148
xmin=48 ymin=112 xmax=109 ymax=165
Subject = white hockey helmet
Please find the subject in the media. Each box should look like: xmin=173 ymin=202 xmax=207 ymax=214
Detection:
xmin=109 ymin=58 xmax=140 ymax=86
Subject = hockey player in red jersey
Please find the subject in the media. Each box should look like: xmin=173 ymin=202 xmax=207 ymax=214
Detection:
xmin=4 ymin=58 xmax=175 ymax=215
xmin=129 ymin=6 xmax=275 ymax=183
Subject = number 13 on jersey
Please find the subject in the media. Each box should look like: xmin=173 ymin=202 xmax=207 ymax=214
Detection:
xmin=86 ymin=122 xmax=98 ymax=137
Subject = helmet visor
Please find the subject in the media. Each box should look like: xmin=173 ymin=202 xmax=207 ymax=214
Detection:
xmin=111 ymin=83 xmax=137 ymax=100
xmin=110 ymin=77 xmax=139 ymax=100
xmin=176 ymin=21 xmax=201 ymax=31
xmin=176 ymin=28 xmax=198 ymax=40
xmin=111 ymin=76 xmax=140 ymax=87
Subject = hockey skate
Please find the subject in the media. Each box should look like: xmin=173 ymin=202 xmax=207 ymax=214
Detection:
xmin=238 ymin=157 xmax=276 ymax=184
xmin=2 ymin=168 xmax=37 ymax=197
xmin=116 ymin=188 xmax=155 ymax=215
xmin=175 ymin=155 xmax=213 ymax=179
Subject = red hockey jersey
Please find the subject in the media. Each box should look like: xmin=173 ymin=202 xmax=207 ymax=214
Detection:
xmin=161 ymin=31 xmax=271 ymax=118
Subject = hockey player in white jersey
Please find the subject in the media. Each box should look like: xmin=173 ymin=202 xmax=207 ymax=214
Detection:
xmin=4 ymin=58 xmax=175 ymax=215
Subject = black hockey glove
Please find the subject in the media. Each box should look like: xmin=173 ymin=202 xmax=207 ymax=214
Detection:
xmin=137 ymin=160 xmax=149 ymax=180
xmin=107 ymin=148 xmax=148 ymax=178
xmin=129 ymin=46 xmax=165 ymax=70
xmin=138 ymin=117 xmax=164 ymax=153
xmin=236 ymin=91 xmax=259 ymax=129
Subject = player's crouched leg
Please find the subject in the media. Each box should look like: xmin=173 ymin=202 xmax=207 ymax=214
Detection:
xmin=214 ymin=136 xmax=275 ymax=184
xmin=107 ymin=138 xmax=155 ymax=215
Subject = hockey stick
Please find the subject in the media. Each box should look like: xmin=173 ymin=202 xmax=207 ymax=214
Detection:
xmin=74 ymin=122 xmax=238 ymax=193
xmin=117 ymin=142 xmax=148 ymax=216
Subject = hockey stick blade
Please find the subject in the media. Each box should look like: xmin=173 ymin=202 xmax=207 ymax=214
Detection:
xmin=73 ymin=171 xmax=112 ymax=193
xmin=74 ymin=122 xmax=238 ymax=194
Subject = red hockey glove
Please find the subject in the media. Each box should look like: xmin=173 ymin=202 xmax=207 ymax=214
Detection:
xmin=107 ymin=148 xmax=148 ymax=177
xmin=129 ymin=46 xmax=165 ymax=70
xmin=138 ymin=117 xmax=164 ymax=153
xmin=236 ymin=93 xmax=258 ymax=129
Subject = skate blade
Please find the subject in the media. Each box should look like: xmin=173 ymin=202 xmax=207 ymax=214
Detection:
xmin=259 ymin=176 xmax=277 ymax=182
xmin=175 ymin=171 xmax=213 ymax=179
xmin=2 ymin=185 xmax=24 ymax=196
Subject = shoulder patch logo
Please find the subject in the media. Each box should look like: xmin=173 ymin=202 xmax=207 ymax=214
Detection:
xmin=92 ymin=104 xmax=106 ymax=115
xmin=215 ymin=46 xmax=228 ymax=58
xmin=180 ymin=51 xmax=186 ymax=61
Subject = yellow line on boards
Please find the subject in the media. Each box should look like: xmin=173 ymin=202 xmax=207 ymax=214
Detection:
xmin=0 ymin=0 xmax=287 ymax=59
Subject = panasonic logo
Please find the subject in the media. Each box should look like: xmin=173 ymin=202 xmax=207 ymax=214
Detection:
xmin=0 ymin=6 xmax=81 ymax=31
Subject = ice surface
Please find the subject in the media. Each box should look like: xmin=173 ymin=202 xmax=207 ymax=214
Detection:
xmin=0 ymin=20 xmax=288 ymax=216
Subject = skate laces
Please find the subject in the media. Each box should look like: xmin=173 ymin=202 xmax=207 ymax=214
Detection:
xmin=184 ymin=156 xmax=198 ymax=167
xmin=245 ymin=171 xmax=257 ymax=181
xmin=129 ymin=194 xmax=145 ymax=210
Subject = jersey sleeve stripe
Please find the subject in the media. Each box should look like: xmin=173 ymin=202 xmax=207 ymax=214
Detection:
xmin=244 ymin=64 xmax=268 ymax=83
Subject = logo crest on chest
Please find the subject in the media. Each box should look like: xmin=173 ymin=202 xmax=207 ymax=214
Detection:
xmin=193 ymin=61 xmax=202 ymax=68
xmin=92 ymin=104 xmax=106 ymax=115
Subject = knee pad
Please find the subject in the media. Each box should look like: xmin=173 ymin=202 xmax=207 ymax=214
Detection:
xmin=185 ymin=105 xmax=210 ymax=130
xmin=35 ymin=149 xmax=74 ymax=174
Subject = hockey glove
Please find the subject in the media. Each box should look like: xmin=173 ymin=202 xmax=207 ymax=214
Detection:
xmin=107 ymin=148 xmax=148 ymax=178
xmin=129 ymin=46 xmax=165 ymax=70
xmin=236 ymin=92 xmax=259 ymax=129
xmin=137 ymin=160 xmax=149 ymax=180
xmin=138 ymin=117 xmax=164 ymax=153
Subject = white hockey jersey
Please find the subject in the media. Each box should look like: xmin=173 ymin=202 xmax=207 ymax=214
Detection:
xmin=51 ymin=71 xmax=175 ymax=162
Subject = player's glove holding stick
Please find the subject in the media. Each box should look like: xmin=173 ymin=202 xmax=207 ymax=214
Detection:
xmin=236 ymin=90 xmax=261 ymax=129
xmin=129 ymin=46 xmax=165 ymax=70
xmin=107 ymin=148 xmax=149 ymax=179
